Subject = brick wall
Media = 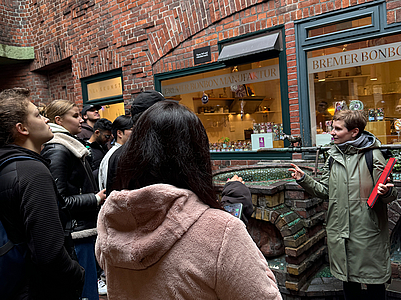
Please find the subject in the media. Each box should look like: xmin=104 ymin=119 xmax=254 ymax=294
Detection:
xmin=3 ymin=0 xmax=398 ymax=115
xmin=0 ymin=62 xmax=31 ymax=91
xmin=0 ymin=0 xmax=29 ymax=46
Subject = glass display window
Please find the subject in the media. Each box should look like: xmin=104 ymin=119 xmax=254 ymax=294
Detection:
xmin=161 ymin=58 xmax=283 ymax=151
xmin=307 ymin=34 xmax=401 ymax=145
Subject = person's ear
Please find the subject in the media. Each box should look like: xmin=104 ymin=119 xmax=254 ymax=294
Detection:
xmin=55 ymin=116 xmax=62 ymax=126
xmin=116 ymin=129 xmax=124 ymax=139
xmin=83 ymin=114 xmax=88 ymax=120
xmin=15 ymin=122 xmax=29 ymax=136
xmin=351 ymin=128 xmax=359 ymax=138
xmin=95 ymin=129 xmax=101 ymax=136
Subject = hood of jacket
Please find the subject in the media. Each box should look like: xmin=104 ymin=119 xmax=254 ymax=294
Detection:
xmin=96 ymin=184 xmax=209 ymax=270
xmin=45 ymin=128 xmax=89 ymax=159
xmin=81 ymin=122 xmax=93 ymax=132
xmin=329 ymin=130 xmax=379 ymax=157
xmin=0 ymin=144 xmax=49 ymax=167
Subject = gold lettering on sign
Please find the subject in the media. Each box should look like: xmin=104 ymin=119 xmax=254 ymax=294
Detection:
xmin=87 ymin=77 xmax=122 ymax=101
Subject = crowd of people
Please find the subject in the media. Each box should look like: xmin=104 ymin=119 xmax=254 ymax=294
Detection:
xmin=0 ymin=86 xmax=397 ymax=300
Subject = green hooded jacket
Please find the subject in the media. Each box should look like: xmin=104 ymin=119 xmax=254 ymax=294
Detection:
xmin=298 ymin=131 xmax=397 ymax=284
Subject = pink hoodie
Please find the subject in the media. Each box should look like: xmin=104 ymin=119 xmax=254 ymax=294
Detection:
xmin=96 ymin=184 xmax=282 ymax=300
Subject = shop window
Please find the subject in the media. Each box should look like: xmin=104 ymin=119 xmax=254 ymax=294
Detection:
xmin=161 ymin=58 xmax=283 ymax=151
xmin=80 ymin=69 xmax=125 ymax=121
xmin=81 ymin=69 xmax=124 ymax=105
xmin=307 ymin=34 xmax=401 ymax=145
xmin=308 ymin=16 xmax=372 ymax=38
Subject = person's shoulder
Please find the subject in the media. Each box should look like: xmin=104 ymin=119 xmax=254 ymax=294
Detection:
xmin=42 ymin=142 xmax=70 ymax=154
xmin=14 ymin=157 xmax=53 ymax=180
xmin=109 ymin=145 xmax=124 ymax=162
xmin=200 ymin=207 xmax=245 ymax=230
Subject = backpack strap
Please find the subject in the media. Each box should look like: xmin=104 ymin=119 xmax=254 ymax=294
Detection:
xmin=0 ymin=156 xmax=39 ymax=169
xmin=328 ymin=156 xmax=334 ymax=171
xmin=364 ymin=149 xmax=374 ymax=179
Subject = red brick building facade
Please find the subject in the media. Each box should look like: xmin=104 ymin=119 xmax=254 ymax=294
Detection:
xmin=2 ymin=0 xmax=400 ymax=133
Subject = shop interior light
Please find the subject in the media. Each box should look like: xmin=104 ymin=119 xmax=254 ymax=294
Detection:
xmin=327 ymin=107 xmax=335 ymax=115
xmin=318 ymin=72 xmax=325 ymax=82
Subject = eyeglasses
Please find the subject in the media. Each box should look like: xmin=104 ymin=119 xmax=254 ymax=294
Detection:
xmin=102 ymin=134 xmax=111 ymax=139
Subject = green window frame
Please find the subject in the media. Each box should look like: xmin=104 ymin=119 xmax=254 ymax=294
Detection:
xmin=81 ymin=69 xmax=124 ymax=106
xmin=295 ymin=0 xmax=401 ymax=150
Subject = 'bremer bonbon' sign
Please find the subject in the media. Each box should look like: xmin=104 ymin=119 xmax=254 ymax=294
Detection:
xmin=308 ymin=41 xmax=401 ymax=73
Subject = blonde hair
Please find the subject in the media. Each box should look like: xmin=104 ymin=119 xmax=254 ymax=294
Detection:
xmin=44 ymin=99 xmax=77 ymax=123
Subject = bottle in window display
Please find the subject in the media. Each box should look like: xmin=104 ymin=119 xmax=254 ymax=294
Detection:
xmin=368 ymin=109 xmax=376 ymax=122
xmin=259 ymin=123 xmax=266 ymax=133
xmin=376 ymin=108 xmax=384 ymax=121
xmin=253 ymin=122 xmax=260 ymax=134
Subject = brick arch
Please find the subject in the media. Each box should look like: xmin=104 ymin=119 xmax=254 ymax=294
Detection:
xmin=145 ymin=0 xmax=264 ymax=65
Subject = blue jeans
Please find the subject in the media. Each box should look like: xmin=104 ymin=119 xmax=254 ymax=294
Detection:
xmin=75 ymin=237 xmax=99 ymax=300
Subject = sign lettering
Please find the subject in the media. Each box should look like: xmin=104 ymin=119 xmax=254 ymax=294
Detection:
xmin=162 ymin=65 xmax=279 ymax=97
xmin=308 ymin=41 xmax=401 ymax=73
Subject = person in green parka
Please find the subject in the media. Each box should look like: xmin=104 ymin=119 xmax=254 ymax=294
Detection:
xmin=289 ymin=109 xmax=397 ymax=300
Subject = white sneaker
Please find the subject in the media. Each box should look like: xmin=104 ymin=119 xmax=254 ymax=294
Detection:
xmin=98 ymin=279 xmax=107 ymax=295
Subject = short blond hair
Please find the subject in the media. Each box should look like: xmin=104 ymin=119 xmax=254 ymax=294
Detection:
xmin=333 ymin=110 xmax=367 ymax=136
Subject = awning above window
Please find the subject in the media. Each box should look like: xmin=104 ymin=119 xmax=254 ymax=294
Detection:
xmin=218 ymin=32 xmax=281 ymax=64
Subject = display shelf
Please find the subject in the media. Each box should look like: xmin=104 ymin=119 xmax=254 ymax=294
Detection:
xmin=193 ymin=97 xmax=235 ymax=101
xmin=254 ymin=111 xmax=279 ymax=114
xmin=196 ymin=112 xmax=235 ymax=116
xmin=193 ymin=96 xmax=265 ymax=101
xmin=314 ymin=75 xmax=369 ymax=82
xmin=358 ymin=92 xmax=401 ymax=97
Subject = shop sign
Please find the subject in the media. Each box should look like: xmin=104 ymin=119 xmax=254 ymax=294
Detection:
xmin=87 ymin=77 xmax=122 ymax=101
xmin=194 ymin=46 xmax=211 ymax=64
xmin=308 ymin=41 xmax=401 ymax=73
xmin=162 ymin=65 xmax=279 ymax=97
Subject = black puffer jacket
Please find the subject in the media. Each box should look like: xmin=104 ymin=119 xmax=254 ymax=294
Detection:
xmin=0 ymin=145 xmax=84 ymax=299
xmin=41 ymin=131 xmax=99 ymax=234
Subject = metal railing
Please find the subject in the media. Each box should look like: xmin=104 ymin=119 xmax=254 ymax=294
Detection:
xmin=258 ymin=144 xmax=401 ymax=177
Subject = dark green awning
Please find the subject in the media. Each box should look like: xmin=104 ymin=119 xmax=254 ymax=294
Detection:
xmin=218 ymin=32 xmax=281 ymax=63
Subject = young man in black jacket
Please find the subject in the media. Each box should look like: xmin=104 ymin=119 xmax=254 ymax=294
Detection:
xmin=0 ymin=88 xmax=85 ymax=299
xmin=86 ymin=118 xmax=112 ymax=180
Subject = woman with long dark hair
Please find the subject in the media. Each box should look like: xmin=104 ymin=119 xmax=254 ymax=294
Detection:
xmin=96 ymin=101 xmax=281 ymax=300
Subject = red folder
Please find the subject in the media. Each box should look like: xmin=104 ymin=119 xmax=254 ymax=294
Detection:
xmin=367 ymin=157 xmax=397 ymax=208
